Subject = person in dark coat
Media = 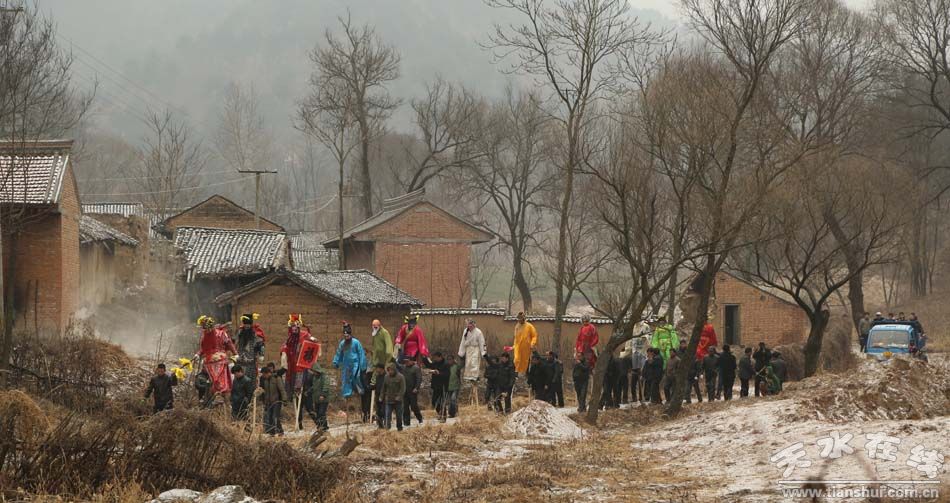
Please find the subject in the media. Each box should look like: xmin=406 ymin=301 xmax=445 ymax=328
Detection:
xmin=309 ymin=362 xmax=332 ymax=431
xmin=360 ymin=364 xmax=374 ymax=423
xmin=702 ymin=346 xmax=719 ymax=402
xmin=610 ymin=355 xmax=625 ymax=407
xmin=484 ymin=355 xmax=500 ymax=411
xmin=600 ymin=354 xmax=620 ymax=409
xmin=738 ymin=346 xmax=754 ymax=397
xmin=526 ymin=353 xmax=551 ymax=402
xmin=753 ymin=342 xmax=772 ymax=397
xmin=230 ymin=365 xmax=255 ymax=420
xmin=572 ymin=352 xmax=590 ymax=413
xmin=662 ymin=349 xmax=680 ymax=404
xmin=382 ymin=364 xmax=406 ymax=431
xmin=496 ymin=353 xmax=516 ymax=414
xmin=144 ymin=363 xmax=178 ymax=413
xmin=372 ymin=364 xmax=388 ymax=428
xmin=687 ymin=359 xmax=703 ymax=404
xmin=643 ymin=348 xmax=664 ymax=404
xmin=771 ymin=351 xmax=788 ymax=392
xmin=424 ymin=352 xmax=451 ymax=421
xmin=194 ymin=369 xmax=212 ymax=408
xmin=401 ymin=357 xmax=424 ymax=425
xmin=717 ymin=345 xmax=737 ymax=400
xmin=259 ymin=366 xmax=288 ymax=436
xmin=547 ymin=351 xmax=565 ymax=407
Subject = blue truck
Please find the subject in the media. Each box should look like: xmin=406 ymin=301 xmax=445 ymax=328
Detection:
xmin=864 ymin=322 xmax=927 ymax=362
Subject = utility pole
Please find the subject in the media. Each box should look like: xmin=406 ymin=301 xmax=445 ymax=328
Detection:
xmin=237 ymin=169 xmax=277 ymax=229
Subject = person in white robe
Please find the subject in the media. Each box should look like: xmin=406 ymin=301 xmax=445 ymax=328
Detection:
xmin=457 ymin=318 xmax=487 ymax=381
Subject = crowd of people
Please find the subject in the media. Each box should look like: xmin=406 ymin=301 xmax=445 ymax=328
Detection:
xmin=144 ymin=311 xmax=796 ymax=435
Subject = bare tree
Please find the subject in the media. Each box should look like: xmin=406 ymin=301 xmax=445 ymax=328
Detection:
xmin=462 ymin=88 xmax=552 ymax=312
xmin=733 ymin=156 xmax=900 ymax=376
xmin=214 ymin=82 xmax=273 ymax=173
xmin=297 ymin=76 xmax=358 ymax=269
xmin=134 ymin=108 xmax=207 ymax=219
xmin=396 ymin=77 xmax=487 ymax=193
xmin=0 ymin=2 xmax=91 ymax=377
xmin=310 ymin=14 xmax=400 ymax=220
xmin=665 ymin=0 xmax=811 ymax=417
xmin=486 ymin=0 xmax=662 ymax=350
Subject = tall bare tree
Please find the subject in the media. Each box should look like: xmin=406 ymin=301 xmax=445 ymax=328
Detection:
xmin=134 ymin=108 xmax=207 ymax=219
xmin=1 ymin=2 xmax=91 ymax=378
xmin=297 ymin=76 xmax=359 ymax=269
xmin=309 ymin=14 xmax=400 ymax=220
xmin=396 ymin=77 xmax=486 ymax=193
xmin=463 ymin=89 xmax=552 ymax=312
xmin=486 ymin=0 xmax=661 ymax=349
xmin=214 ymin=82 xmax=273 ymax=173
xmin=666 ymin=0 xmax=811 ymax=417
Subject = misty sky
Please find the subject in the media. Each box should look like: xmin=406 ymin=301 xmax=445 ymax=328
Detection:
xmin=41 ymin=0 xmax=872 ymax=145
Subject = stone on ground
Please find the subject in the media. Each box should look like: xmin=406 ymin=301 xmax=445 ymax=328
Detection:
xmin=504 ymin=400 xmax=585 ymax=440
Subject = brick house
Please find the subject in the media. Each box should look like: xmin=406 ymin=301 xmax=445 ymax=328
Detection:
xmin=81 ymin=202 xmax=150 ymax=288
xmin=709 ymin=271 xmax=809 ymax=348
xmin=214 ymin=268 xmax=423 ymax=361
xmin=78 ymin=215 xmax=140 ymax=307
xmin=0 ymin=140 xmax=81 ymax=335
xmin=174 ymin=226 xmax=289 ymax=321
xmin=323 ymin=190 xmax=492 ymax=308
xmin=155 ymin=194 xmax=284 ymax=238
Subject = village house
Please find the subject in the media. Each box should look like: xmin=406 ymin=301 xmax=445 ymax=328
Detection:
xmin=174 ymin=226 xmax=289 ymax=321
xmin=0 ymin=140 xmax=81 ymax=335
xmin=708 ymin=271 xmax=810 ymax=348
xmin=81 ymin=202 xmax=150 ymax=287
xmin=78 ymin=216 xmax=140 ymax=307
xmin=289 ymin=231 xmax=337 ymax=272
xmin=214 ymin=267 xmax=423 ymax=361
xmin=154 ymin=194 xmax=284 ymax=239
xmin=323 ymin=189 xmax=492 ymax=308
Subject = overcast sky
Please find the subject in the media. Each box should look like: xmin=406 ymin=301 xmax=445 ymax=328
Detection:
xmin=40 ymin=0 xmax=873 ymax=144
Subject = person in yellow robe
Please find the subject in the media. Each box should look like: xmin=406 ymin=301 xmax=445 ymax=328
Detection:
xmin=512 ymin=312 xmax=538 ymax=374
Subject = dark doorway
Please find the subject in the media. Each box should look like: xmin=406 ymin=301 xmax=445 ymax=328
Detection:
xmin=724 ymin=305 xmax=740 ymax=345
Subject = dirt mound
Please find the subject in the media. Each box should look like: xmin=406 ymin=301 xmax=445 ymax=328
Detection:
xmin=504 ymin=400 xmax=585 ymax=440
xmin=786 ymin=356 xmax=950 ymax=422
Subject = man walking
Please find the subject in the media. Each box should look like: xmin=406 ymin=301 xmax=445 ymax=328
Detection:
xmin=144 ymin=363 xmax=178 ymax=413
xmin=496 ymin=352 xmax=516 ymax=414
xmin=527 ymin=353 xmax=551 ymax=402
xmin=230 ymin=365 xmax=255 ymax=420
xmin=753 ymin=342 xmax=771 ymax=397
xmin=382 ymin=364 xmax=406 ymax=431
xmin=309 ymin=362 xmax=332 ymax=431
xmin=717 ymin=345 xmax=737 ymax=400
xmin=738 ymin=347 xmax=754 ymax=397
xmin=371 ymin=319 xmax=394 ymax=367
xmin=547 ymin=351 xmax=565 ymax=407
xmin=630 ymin=341 xmax=647 ymax=403
xmin=858 ymin=312 xmax=871 ymax=352
xmin=260 ymin=366 xmax=287 ymax=436
xmin=572 ymin=352 xmax=590 ymax=413
xmin=702 ymin=346 xmax=719 ymax=402
xmin=662 ymin=349 xmax=680 ymax=404
xmin=401 ymin=357 xmax=424 ymax=426
xmin=643 ymin=348 xmax=664 ymax=404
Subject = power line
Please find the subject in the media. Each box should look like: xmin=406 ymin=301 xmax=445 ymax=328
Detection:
xmin=78 ymin=168 xmax=243 ymax=182
xmin=269 ymin=193 xmax=338 ymax=218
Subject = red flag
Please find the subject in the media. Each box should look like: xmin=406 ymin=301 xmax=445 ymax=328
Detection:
xmin=296 ymin=339 xmax=321 ymax=370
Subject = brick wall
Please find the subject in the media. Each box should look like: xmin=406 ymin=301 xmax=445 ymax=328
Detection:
xmin=2 ymin=208 xmax=63 ymax=334
xmin=90 ymin=214 xmax=149 ymax=287
xmin=365 ymin=203 xmax=483 ymax=242
xmin=342 ymin=241 xmax=374 ymax=271
xmin=711 ymin=273 xmax=810 ymax=348
xmin=59 ymin=167 xmax=80 ymax=331
xmin=228 ymin=283 xmax=407 ymax=363
xmin=164 ymin=195 xmax=283 ymax=234
xmin=79 ymin=243 xmax=116 ymax=306
xmin=375 ymin=241 xmax=470 ymax=308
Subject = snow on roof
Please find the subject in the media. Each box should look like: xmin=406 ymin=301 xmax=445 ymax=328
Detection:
xmin=0 ymin=140 xmax=72 ymax=205
xmin=79 ymin=216 xmax=139 ymax=247
xmin=289 ymin=232 xmax=338 ymax=272
xmin=174 ymin=227 xmax=287 ymax=282
xmin=215 ymin=268 xmax=423 ymax=308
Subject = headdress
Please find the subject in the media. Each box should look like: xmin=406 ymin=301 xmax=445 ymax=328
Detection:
xmin=342 ymin=321 xmax=352 ymax=335
xmin=404 ymin=314 xmax=419 ymax=325
xmin=288 ymin=314 xmax=304 ymax=327
xmin=197 ymin=315 xmax=215 ymax=328
xmin=241 ymin=313 xmax=260 ymax=324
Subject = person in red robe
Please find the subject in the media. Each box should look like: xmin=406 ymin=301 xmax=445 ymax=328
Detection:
xmin=197 ymin=315 xmax=236 ymax=401
xmin=395 ymin=314 xmax=429 ymax=363
xmin=575 ymin=314 xmax=599 ymax=367
xmin=281 ymin=314 xmax=314 ymax=395
xmin=696 ymin=323 xmax=718 ymax=360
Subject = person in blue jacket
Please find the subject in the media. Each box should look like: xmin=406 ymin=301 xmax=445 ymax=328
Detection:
xmin=333 ymin=321 xmax=368 ymax=399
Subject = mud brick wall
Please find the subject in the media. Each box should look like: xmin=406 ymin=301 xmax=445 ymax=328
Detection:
xmin=711 ymin=273 xmax=809 ymax=349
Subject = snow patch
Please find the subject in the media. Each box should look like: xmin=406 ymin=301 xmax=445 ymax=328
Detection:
xmin=504 ymin=400 xmax=585 ymax=440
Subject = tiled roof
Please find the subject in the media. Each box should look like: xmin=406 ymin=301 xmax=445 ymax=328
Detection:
xmin=215 ymin=268 xmax=423 ymax=308
xmin=174 ymin=227 xmax=287 ymax=282
xmin=412 ymin=308 xmax=507 ymax=316
xmin=79 ymin=216 xmax=139 ymax=247
xmin=82 ymin=202 xmax=145 ymax=218
xmin=289 ymin=231 xmax=337 ymax=272
xmin=0 ymin=140 xmax=72 ymax=205
xmin=323 ymin=188 xmax=492 ymax=246
xmin=502 ymin=314 xmax=615 ymax=325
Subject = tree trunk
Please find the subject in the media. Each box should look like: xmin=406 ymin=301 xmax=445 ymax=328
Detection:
xmin=0 ymin=228 xmax=17 ymax=383
xmin=584 ymin=328 xmax=628 ymax=424
xmin=908 ymin=207 xmax=927 ymax=297
xmin=357 ymin=118 xmax=373 ymax=220
xmin=823 ymin=210 xmax=865 ymax=333
xmin=552 ymin=122 xmax=578 ymax=353
xmin=665 ymin=255 xmax=716 ymax=417
xmin=338 ymin=158 xmax=346 ymax=270
xmin=802 ymin=309 xmax=831 ymax=378
xmin=512 ymin=251 xmax=532 ymax=313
